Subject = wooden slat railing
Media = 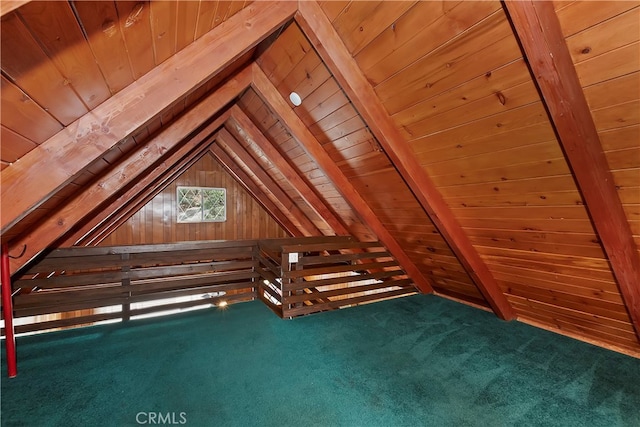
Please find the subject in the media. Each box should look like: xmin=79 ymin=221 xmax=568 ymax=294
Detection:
xmin=255 ymin=237 xmax=418 ymax=318
xmin=4 ymin=240 xmax=259 ymax=334
xmin=2 ymin=237 xmax=418 ymax=334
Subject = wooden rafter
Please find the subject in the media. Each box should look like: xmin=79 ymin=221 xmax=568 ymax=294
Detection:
xmin=0 ymin=1 xmax=30 ymax=17
xmin=294 ymin=1 xmax=514 ymax=319
xmin=227 ymin=105 xmax=352 ymax=236
xmin=8 ymin=64 xmax=252 ymax=274
xmin=65 ymin=110 xmax=231 ymax=248
xmin=209 ymin=144 xmax=301 ymax=237
xmin=0 ymin=1 xmax=296 ymax=236
xmin=251 ymin=63 xmax=434 ymax=294
xmin=72 ymin=143 xmax=213 ymax=248
xmin=504 ymin=0 xmax=640 ymax=341
xmin=216 ymin=127 xmax=322 ymax=236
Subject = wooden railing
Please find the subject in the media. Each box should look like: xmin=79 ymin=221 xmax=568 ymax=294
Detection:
xmin=5 ymin=240 xmax=259 ymax=334
xmin=2 ymin=237 xmax=418 ymax=334
xmin=256 ymin=236 xmax=417 ymax=318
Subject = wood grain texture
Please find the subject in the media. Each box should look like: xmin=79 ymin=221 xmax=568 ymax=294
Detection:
xmin=1 ymin=2 xmax=295 ymax=237
xmin=0 ymin=75 xmax=62 ymax=143
xmin=1 ymin=12 xmax=88 ymax=124
xmin=505 ymin=0 xmax=640 ymax=342
xmin=116 ymin=1 xmax=155 ymax=79
xmin=71 ymin=0 xmax=135 ymax=95
xmin=101 ymin=152 xmax=288 ymax=246
xmin=210 ymin=144 xmax=302 ymax=238
xmin=18 ymin=1 xmax=111 ymax=109
xmin=252 ymin=63 xmax=434 ymax=294
xmin=216 ymin=127 xmax=322 ymax=236
xmin=229 ymin=106 xmax=351 ymax=236
xmin=8 ymin=68 xmax=251 ymax=274
xmin=296 ymin=1 xmax=514 ymax=320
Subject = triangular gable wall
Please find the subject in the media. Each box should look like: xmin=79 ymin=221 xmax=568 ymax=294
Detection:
xmin=98 ymin=153 xmax=289 ymax=246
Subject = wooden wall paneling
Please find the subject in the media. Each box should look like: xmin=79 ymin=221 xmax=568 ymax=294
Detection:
xmin=318 ymin=1 xmax=348 ymax=23
xmin=375 ymin=11 xmax=521 ymax=116
xmin=175 ymin=0 xmax=200 ymax=51
xmin=229 ymin=106 xmax=351 ymax=236
xmin=504 ymin=0 xmax=640 ymax=342
xmin=392 ymin=58 xmax=530 ymax=134
xmin=564 ymin=7 xmax=639 ymax=66
xmin=0 ymin=75 xmax=62 ymax=144
xmin=252 ymin=63 xmax=434 ymax=293
xmin=213 ymin=2 xmax=235 ymax=27
xmin=194 ymin=0 xmax=218 ymax=40
xmin=357 ymin=1 xmax=499 ymax=87
xmin=70 ymin=1 xmax=135 ymax=95
xmin=331 ymin=1 xmax=417 ymax=56
xmin=18 ymin=1 xmax=111 ymax=110
xmin=0 ymin=2 xmax=295 ymax=237
xmin=85 ymin=135 xmax=217 ymax=247
xmin=1 ymin=12 xmax=88 ymax=125
xmin=7 ymin=65 xmax=249 ymax=272
xmin=401 ymin=79 xmax=541 ymax=142
xmin=216 ymin=127 xmax=322 ymax=236
xmin=255 ymin=22 xmax=313 ymax=87
xmin=295 ymin=1 xmax=514 ymax=319
xmin=275 ymin=46 xmax=326 ymax=101
xmin=227 ymin=2 xmax=248 ymax=21
xmin=296 ymin=78 xmax=345 ymax=127
xmin=10 ymin=117 xmax=214 ymax=272
xmin=101 ymin=147 xmax=291 ymax=245
xmin=354 ymin=0 xmax=458 ymax=76
xmin=0 ymin=126 xmax=37 ymax=164
xmin=210 ymin=144 xmax=300 ymax=237
xmin=555 ymin=1 xmax=639 ymax=38
xmin=238 ymin=88 xmax=376 ymax=243
xmin=150 ymin=0 xmax=178 ymax=65
xmin=115 ymin=1 xmax=155 ymax=79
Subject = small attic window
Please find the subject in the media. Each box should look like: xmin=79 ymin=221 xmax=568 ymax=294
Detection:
xmin=177 ymin=186 xmax=226 ymax=223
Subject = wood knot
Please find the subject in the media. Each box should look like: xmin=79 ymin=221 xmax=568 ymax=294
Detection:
xmin=102 ymin=19 xmax=117 ymax=37
xmin=485 ymin=71 xmax=492 ymax=78
xmin=125 ymin=3 xmax=145 ymax=28
xmin=496 ymin=91 xmax=506 ymax=105
xmin=581 ymin=47 xmax=591 ymax=54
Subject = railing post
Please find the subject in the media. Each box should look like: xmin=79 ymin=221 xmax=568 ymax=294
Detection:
xmin=1 ymin=243 xmax=17 ymax=378
xmin=252 ymin=244 xmax=259 ymax=300
xmin=121 ymin=253 xmax=131 ymax=321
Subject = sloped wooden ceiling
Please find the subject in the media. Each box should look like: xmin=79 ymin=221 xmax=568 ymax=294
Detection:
xmin=1 ymin=1 xmax=639 ymax=355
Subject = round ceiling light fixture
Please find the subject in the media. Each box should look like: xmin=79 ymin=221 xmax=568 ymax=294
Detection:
xmin=289 ymin=91 xmax=302 ymax=106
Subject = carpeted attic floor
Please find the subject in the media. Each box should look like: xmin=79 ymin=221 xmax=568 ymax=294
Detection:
xmin=1 ymin=294 xmax=639 ymax=426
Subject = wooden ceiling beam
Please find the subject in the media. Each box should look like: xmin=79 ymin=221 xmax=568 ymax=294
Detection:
xmin=504 ymin=0 xmax=640 ymax=341
xmin=62 ymin=108 xmax=243 ymax=247
xmin=227 ymin=105 xmax=352 ymax=236
xmin=82 ymin=142 xmax=213 ymax=247
xmin=209 ymin=144 xmax=301 ymax=238
xmin=66 ymin=116 xmax=226 ymax=248
xmin=216 ymin=127 xmax=322 ymax=237
xmin=295 ymin=1 xmax=513 ymax=319
xmin=0 ymin=1 xmax=296 ymax=236
xmin=251 ymin=63 xmax=434 ymax=294
xmin=1 ymin=1 xmax=30 ymax=17
xmin=7 ymin=65 xmax=252 ymax=274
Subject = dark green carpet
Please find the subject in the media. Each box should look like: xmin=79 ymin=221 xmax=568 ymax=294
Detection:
xmin=1 ymin=295 xmax=639 ymax=426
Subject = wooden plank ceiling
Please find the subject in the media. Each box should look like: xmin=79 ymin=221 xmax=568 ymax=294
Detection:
xmin=1 ymin=1 xmax=638 ymax=356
